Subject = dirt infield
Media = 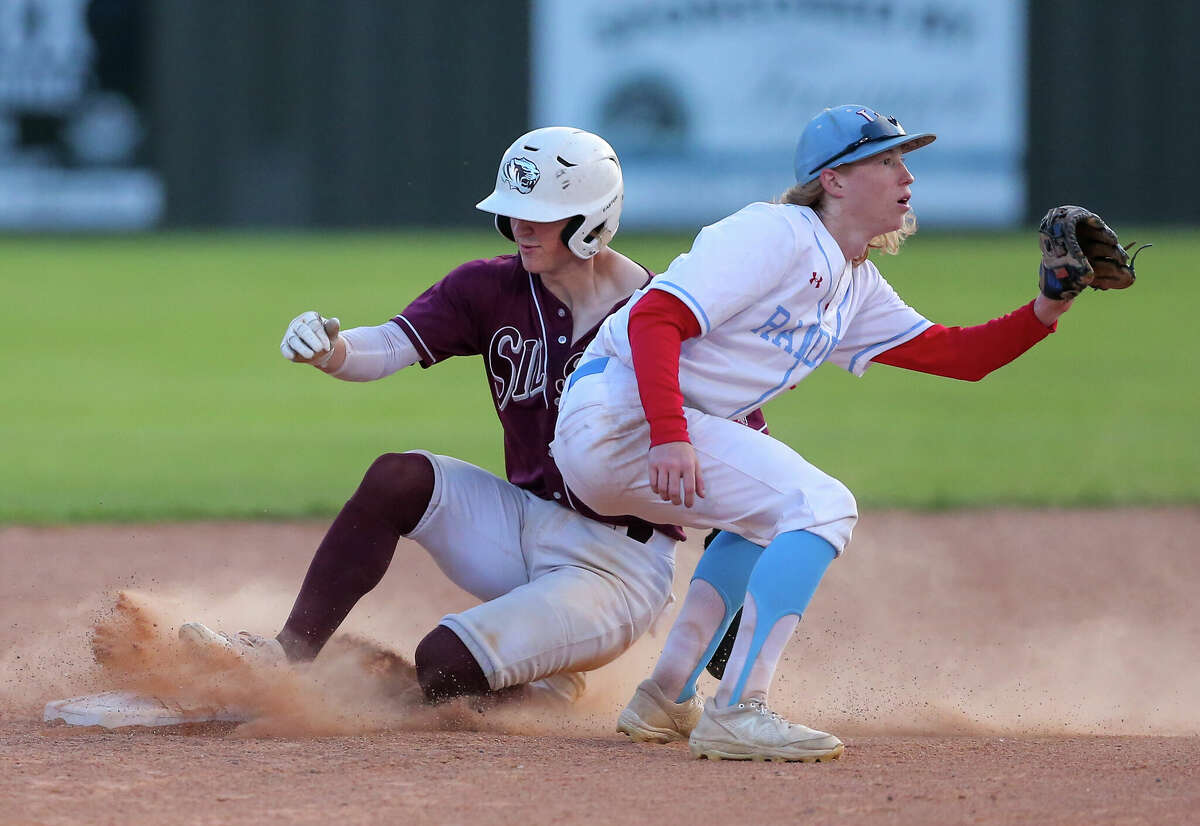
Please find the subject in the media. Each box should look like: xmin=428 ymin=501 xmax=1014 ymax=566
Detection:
xmin=3 ymin=509 xmax=1199 ymax=824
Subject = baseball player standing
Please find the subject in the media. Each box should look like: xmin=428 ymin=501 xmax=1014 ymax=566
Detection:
xmin=180 ymin=127 xmax=762 ymax=705
xmin=552 ymin=104 xmax=1138 ymax=760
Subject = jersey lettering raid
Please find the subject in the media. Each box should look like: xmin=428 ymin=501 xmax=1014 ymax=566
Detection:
xmin=748 ymin=305 xmax=838 ymax=366
xmin=584 ymin=203 xmax=933 ymax=419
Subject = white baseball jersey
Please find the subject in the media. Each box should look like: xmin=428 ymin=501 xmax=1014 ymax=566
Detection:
xmin=584 ymin=202 xmax=932 ymax=418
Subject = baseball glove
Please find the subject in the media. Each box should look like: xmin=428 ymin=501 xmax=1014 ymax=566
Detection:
xmin=1038 ymin=205 xmax=1149 ymax=300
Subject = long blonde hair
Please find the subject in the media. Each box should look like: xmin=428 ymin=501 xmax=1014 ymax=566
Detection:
xmin=777 ymin=178 xmax=916 ymax=265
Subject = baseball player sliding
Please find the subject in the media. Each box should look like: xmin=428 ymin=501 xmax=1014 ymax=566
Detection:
xmin=180 ymin=127 xmax=758 ymax=705
xmin=552 ymin=104 xmax=1141 ymax=761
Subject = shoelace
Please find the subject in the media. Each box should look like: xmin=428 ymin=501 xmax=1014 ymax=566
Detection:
xmin=233 ymin=631 xmax=269 ymax=649
xmin=745 ymin=698 xmax=786 ymax=723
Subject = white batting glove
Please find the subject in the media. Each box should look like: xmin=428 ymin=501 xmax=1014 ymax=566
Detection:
xmin=281 ymin=311 xmax=341 ymax=367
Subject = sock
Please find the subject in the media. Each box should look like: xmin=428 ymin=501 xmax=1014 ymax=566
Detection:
xmin=713 ymin=597 xmax=797 ymax=707
xmin=647 ymin=531 xmax=764 ymax=702
xmin=718 ymin=530 xmax=834 ymax=707
xmin=277 ymin=452 xmax=434 ymax=661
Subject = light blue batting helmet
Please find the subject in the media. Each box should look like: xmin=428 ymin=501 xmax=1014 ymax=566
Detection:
xmin=794 ymin=105 xmax=936 ymax=185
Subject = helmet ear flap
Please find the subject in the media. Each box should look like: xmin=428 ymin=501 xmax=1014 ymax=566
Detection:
xmin=560 ymin=216 xmax=584 ymax=249
xmin=496 ymin=215 xmax=515 ymax=241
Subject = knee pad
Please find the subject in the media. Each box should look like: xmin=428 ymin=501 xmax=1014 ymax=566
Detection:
xmin=414 ymin=624 xmax=491 ymax=703
xmin=676 ymin=531 xmax=764 ymax=702
xmin=727 ymin=530 xmax=835 ymax=705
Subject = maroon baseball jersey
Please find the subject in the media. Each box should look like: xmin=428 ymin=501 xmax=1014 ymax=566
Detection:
xmin=393 ymin=254 xmax=767 ymax=539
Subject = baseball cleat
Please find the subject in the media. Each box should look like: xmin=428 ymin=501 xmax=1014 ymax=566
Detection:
xmin=617 ymin=679 xmax=704 ymax=743
xmin=687 ymin=697 xmax=843 ymax=762
xmin=179 ymin=622 xmax=287 ymax=667
xmin=528 ymin=671 xmax=586 ymax=705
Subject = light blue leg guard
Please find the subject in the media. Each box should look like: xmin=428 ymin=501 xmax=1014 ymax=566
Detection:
xmin=726 ymin=530 xmax=835 ymax=707
xmin=676 ymin=531 xmax=764 ymax=702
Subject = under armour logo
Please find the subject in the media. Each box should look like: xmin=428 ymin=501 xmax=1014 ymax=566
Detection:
xmin=809 ymin=272 xmax=823 ymax=288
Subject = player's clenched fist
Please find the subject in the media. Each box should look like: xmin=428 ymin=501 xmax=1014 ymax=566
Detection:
xmin=648 ymin=441 xmax=706 ymax=508
xmin=281 ymin=310 xmax=341 ymax=367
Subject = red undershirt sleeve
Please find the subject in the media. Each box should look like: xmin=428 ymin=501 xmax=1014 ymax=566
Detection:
xmin=873 ymin=300 xmax=1056 ymax=381
xmin=628 ymin=290 xmax=702 ymax=447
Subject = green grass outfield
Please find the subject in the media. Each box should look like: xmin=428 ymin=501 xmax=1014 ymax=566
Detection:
xmin=5 ymin=228 xmax=1195 ymax=524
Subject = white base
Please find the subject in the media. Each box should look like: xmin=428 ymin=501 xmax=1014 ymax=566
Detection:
xmin=43 ymin=691 xmax=249 ymax=728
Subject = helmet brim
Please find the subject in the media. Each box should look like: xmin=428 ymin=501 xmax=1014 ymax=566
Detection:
xmin=476 ymin=190 xmax=577 ymax=223
xmin=798 ymin=132 xmax=937 ymax=185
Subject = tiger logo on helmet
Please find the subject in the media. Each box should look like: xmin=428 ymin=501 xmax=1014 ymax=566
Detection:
xmin=501 ymin=157 xmax=540 ymax=194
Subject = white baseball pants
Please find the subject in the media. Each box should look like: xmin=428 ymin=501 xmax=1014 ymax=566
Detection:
xmin=551 ymin=360 xmax=858 ymax=553
xmin=406 ymin=451 xmax=676 ymax=692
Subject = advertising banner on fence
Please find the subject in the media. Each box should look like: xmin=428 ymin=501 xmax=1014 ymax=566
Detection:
xmin=0 ymin=0 xmax=162 ymax=230
xmin=533 ymin=0 xmax=1026 ymax=229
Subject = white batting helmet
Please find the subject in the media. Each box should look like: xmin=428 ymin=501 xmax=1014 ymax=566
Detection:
xmin=476 ymin=126 xmax=623 ymax=259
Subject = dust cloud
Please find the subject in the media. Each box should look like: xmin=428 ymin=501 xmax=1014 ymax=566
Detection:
xmin=2 ymin=509 xmax=1197 ymax=738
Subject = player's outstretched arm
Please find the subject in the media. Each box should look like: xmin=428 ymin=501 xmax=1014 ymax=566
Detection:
xmin=280 ymin=310 xmax=344 ymax=371
xmin=876 ymin=205 xmax=1150 ymax=381
xmin=281 ymin=312 xmax=422 ymax=381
